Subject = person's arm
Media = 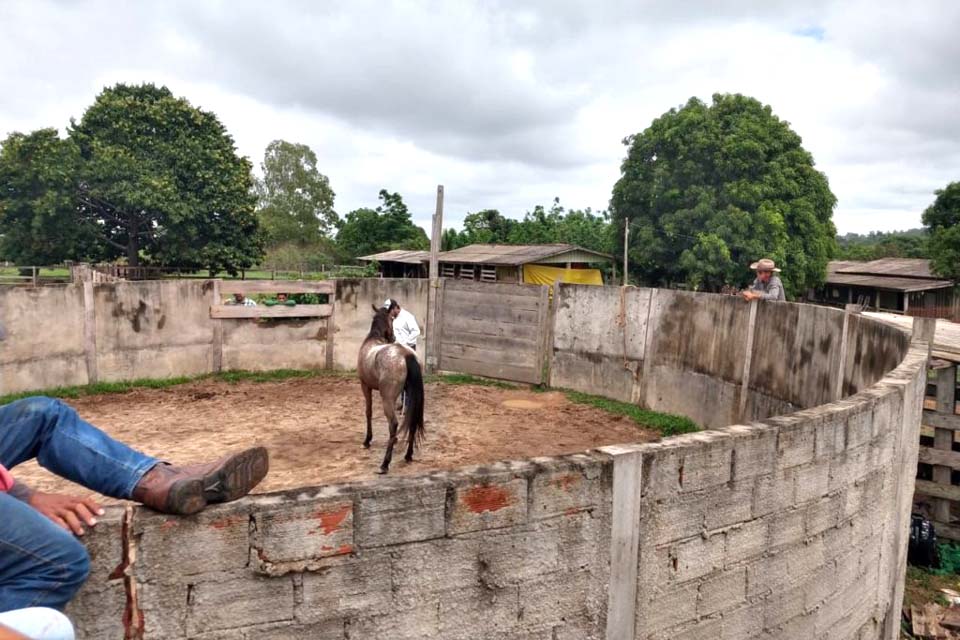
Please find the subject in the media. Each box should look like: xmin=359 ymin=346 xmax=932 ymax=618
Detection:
xmin=10 ymin=478 xmax=103 ymax=536
xmin=757 ymin=280 xmax=784 ymax=301
xmin=407 ymin=316 xmax=421 ymax=342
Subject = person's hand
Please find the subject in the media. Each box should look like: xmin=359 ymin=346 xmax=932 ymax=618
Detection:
xmin=740 ymin=290 xmax=755 ymax=301
xmin=28 ymin=491 xmax=104 ymax=536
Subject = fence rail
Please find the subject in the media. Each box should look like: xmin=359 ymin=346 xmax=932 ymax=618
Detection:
xmin=916 ymin=357 xmax=960 ymax=540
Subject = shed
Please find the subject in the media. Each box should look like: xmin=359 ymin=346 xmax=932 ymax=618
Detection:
xmin=357 ymin=250 xmax=430 ymax=278
xmin=436 ymin=244 xmax=614 ymax=284
xmin=819 ymin=258 xmax=957 ymax=319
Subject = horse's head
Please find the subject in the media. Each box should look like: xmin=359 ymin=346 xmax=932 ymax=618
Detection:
xmin=368 ymin=304 xmax=396 ymax=343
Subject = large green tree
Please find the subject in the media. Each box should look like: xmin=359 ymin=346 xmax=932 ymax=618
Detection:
xmin=508 ymin=199 xmax=613 ymax=254
xmin=336 ymin=189 xmax=429 ymax=258
xmin=67 ymin=83 xmax=262 ymax=273
xmin=256 ymin=140 xmax=338 ymax=246
xmin=922 ymin=181 xmax=960 ymax=281
xmin=0 ymin=129 xmax=104 ymax=264
xmin=610 ymin=93 xmax=837 ymax=295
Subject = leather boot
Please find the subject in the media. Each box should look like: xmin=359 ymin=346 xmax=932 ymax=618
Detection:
xmin=132 ymin=447 xmax=269 ymax=515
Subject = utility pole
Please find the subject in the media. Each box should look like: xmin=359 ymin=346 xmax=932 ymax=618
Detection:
xmin=622 ymin=218 xmax=629 ymax=287
xmin=426 ymin=185 xmax=444 ymax=373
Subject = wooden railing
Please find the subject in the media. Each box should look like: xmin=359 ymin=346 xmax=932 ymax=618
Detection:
xmin=915 ymin=357 xmax=960 ymax=540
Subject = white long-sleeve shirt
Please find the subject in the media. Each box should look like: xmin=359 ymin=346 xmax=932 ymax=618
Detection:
xmin=393 ymin=308 xmax=421 ymax=349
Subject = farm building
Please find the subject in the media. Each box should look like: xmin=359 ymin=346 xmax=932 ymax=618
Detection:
xmin=356 ymin=249 xmax=430 ymax=278
xmin=817 ymin=258 xmax=957 ymax=319
xmin=360 ymin=243 xmax=614 ymax=285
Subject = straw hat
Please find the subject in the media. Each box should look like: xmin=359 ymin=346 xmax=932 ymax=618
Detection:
xmin=749 ymin=258 xmax=781 ymax=273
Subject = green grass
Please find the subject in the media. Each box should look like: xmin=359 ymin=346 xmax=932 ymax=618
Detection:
xmin=426 ymin=373 xmax=518 ymax=390
xmin=563 ymin=390 xmax=700 ymax=437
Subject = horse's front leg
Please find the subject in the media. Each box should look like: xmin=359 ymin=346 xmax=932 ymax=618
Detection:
xmin=378 ymin=389 xmax=399 ymax=474
xmin=362 ymin=382 xmax=373 ymax=449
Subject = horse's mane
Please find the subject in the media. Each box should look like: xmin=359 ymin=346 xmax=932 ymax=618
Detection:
xmin=366 ymin=307 xmax=395 ymax=343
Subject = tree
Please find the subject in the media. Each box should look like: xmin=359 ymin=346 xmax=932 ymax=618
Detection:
xmin=508 ymin=198 xmax=613 ymax=254
xmin=923 ymin=182 xmax=960 ymax=281
xmin=610 ymin=93 xmax=837 ymax=295
xmin=0 ymin=129 xmax=106 ymax=264
xmin=67 ymin=83 xmax=262 ymax=273
xmin=336 ymin=189 xmax=429 ymax=258
xmin=255 ymin=140 xmax=338 ymax=247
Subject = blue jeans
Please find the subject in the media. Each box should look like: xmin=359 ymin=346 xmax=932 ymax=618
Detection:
xmin=0 ymin=397 xmax=158 ymax=612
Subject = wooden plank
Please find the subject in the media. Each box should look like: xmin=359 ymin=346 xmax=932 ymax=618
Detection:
xmin=441 ymin=314 xmax=541 ymax=341
xmin=924 ymin=410 xmax=960 ymax=431
xmin=443 ymin=279 xmax=542 ymax=298
xmin=442 ymin=287 xmax=542 ymax=312
xmin=82 ymin=281 xmax=99 ymax=384
xmin=440 ymin=331 xmax=536 ymax=353
xmin=439 ymin=342 xmax=536 ymax=369
xmin=936 ymin=364 xmax=957 ymax=413
xmin=918 ymin=445 xmax=960 ymax=468
xmin=437 ymin=354 xmax=538 ymax=384
xmin=915 ymin=479 xmax=960 ymax=502
xmin=211 ymin=280 xmax=223 ymax=373
xmin=934 ymin=423 xmax=954 ymax=522
xmin=929 ymin=519 xmax=960 ymax=542
xmin=210 ymin=304 xmax=332 ymax=319
xmin=444 ymin=302 xmax=539 ymax=326
xmin=218 ymin=280 xmax=334 ymax=295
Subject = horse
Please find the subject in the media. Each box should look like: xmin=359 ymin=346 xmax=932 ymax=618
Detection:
xmin=357 ymin=304 xmax=425 ymax=474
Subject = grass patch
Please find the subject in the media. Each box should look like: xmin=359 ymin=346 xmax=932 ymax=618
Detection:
xmin=427 ymin=373 xmax=518 ymax=390
xmin=215 ymin=369 xmax=345 ymax=384
xmin=563 ymin=390 xmax=699 ymax=437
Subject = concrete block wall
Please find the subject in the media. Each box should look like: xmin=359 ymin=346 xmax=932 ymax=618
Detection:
xmin=67 ymin=455 xmax=614 ymax=639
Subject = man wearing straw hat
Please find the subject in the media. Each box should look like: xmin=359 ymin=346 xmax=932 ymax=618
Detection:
xmin=741 ymin=258 xmax=786 ymax=302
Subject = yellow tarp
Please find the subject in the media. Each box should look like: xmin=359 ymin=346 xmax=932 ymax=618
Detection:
xmin=522 ymin=264 xmax=603 ymax=288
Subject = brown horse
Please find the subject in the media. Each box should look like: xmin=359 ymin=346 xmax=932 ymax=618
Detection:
xmin=357 ymin=305 xmax=425 ymax=474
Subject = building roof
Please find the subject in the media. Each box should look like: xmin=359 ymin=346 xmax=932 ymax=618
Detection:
xmin=833 ymin=258 xmax=937 ymax=279
xmin=436 ymin=243 xmax=613 ymax=266
xmin=826 ymin=272 xmax=954 ymax=293
xmin=356 ymin=250 xmax=431 ymax=265
xmin=825 ymin=258 xmax=954 ymax=292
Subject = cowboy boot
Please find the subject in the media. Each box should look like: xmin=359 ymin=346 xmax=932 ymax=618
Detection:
xmin=132 ymin=447 xmax=269 ymax=515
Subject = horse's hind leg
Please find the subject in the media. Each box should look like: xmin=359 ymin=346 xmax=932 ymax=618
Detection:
xmin=378 ymin=389 xmax=399 ymax=474
xmin=362 ymin=383 xmax=373 ymax=449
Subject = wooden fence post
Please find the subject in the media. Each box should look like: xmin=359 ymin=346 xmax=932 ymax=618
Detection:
xmin=425 ymin=185 xmax=444 ymax=373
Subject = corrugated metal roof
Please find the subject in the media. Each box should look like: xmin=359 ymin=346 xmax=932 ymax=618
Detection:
xmin=826 ymin=272 xmax=954 ymax=292
xmin=437 ymin=243 xmax=612 ymax=266
xmin=833 ymin=258 xmax=936 ymax=279
xmin=357 ymin=250 xmax=431 ymax=264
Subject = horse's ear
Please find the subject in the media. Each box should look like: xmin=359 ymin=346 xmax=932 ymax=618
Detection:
xmin=371 ymin=303 xmax=380 ymax=314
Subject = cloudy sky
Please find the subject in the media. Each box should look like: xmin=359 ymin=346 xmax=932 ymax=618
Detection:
xmin=1 ymin=0 xmax=957 ymax=235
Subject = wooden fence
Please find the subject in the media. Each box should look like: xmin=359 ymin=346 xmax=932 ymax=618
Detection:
xmin=914 ymin=355 xmax=960 ymax=540
xmin=434 ymin=279 xmax=551 ymax=385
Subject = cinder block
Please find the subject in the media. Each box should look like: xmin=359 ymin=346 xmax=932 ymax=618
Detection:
xmin=762 ymin=582 xmax=806 ymax=630
xmin=674 ymin=533 xmax=724 ymax=582
xmin=726 ymin=424 xmax=778 ymax=481
xmin=844 ymin=408 xmax=874 ymax=450
xmin=67 ymin=508 xmax=127 ymax=640
xmin=518 ymin=570 xmax=593 ymax=629
xmin=134 ymin=504 xmax=250 ymax=584
xmin=297 ymin=550 xmax=393 ymax=623
xmin=392 ymin=538 xmax=480 ymax=599
xmin=553 ymin=509 xmax=606 ymax=573
xmin=768 ymin=509 xmax=804 ymax=550
xmin=805 ymin=493 xmax=841 ymax=537
xmin=644 ymin=434 xmax=733 ymax=497
xmin=647 ymin=492 xmax=707 ymax=545
xmin=828 ymin=445 xmax=869 ymax=492
xmin=638 ymin=544 xmax=675 ymax=591
xmin=703 ymin=481 xmax=753 ymax=531
xmin=479 ymin=529 xmax=560 ymax=588
xmin=794 ymin=461 xmax=830 ymax=504
xmin=356 ymin=481 xmax=446 ymax=548
xmin=139 ymin=582 xmax=189 ymax=639
xmin=186 ymin=574 xmax=294 ymax=636
xmin=448 ymin=477 xmax=528 ymax=534
xmin=753 ymin=470 xmax=796 ymax=518
xmin=347 ymin=601 xmax=441 ymax=640
xmin=529 ymin=463 xmax=602 ymax=520
xmin=746 ymin=555 xmax=790 ymax=600
xmin=252 ymin=499 xmax=354 ymax=574
xmin=775 ymin=423 xmax=816 ymax=469
xmin=237 ymin=620 xmax=345 ymax=640
xmin=721 ymin=603 xmax=763 ymax=640
xmin=651 ymin=616 xmax=723 ymax=640
xmin=725 ymin=519 xmax=767 ymax=566
xmin=841 ymin=481 xmax=864 ymax=521
xmin=814 ymin=415 xmax=846 ymax=460
xmin=697 ymin=567 xmax=746 ymax=618
xmin=636 ymin=578 xmax=698 ymax=635
xmin=803 ymin=561 xmax=837 ymax=611
xmin=782 ymin=537 xmax=826 ymax=581
xmin=437 ymin=586 xmax=520 ymax=639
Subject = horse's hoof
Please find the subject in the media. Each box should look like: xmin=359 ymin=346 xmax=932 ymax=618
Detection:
xmin=404 ymin=455 xmax=413 ymax=463
xmin=377 ymin=466 xmax=389 ymax=475
xmin=363 ymin=441 xmax=371 ymax=449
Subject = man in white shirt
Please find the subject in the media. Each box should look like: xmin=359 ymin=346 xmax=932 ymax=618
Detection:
xmin=384 ymin=299 xmax=420 ymax=351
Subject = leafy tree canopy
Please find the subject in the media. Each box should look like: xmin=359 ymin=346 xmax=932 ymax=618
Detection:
xmin=256 ymin=139 xmax=338 ymax=247
xmin=922 ymin=181 xmax=960 ymax=281
xmin=835 ymin=228 xmax=929 ymax=261
xmin=336 ymin=189 xmax=429 ymax=258
xmin=610 ymin=93 xmax=837 ymax=295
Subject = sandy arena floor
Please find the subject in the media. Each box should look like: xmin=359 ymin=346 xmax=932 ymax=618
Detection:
xmin=12 ymin=376 xmax=659 ymax=503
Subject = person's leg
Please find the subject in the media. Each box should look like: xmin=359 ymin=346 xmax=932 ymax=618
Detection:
xmin=0 ymin=397 xmax=157 ymax=499
xmin=0 ymin=494 xmax=89 ymax=614
xmin=0 ymin=608 xmax=75 ymax=640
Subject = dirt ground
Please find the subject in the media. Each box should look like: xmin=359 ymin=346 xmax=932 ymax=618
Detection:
xmin=12 ymin=376 xmax=659 ymax=503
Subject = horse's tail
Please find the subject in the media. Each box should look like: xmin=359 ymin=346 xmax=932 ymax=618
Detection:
xmin=401 ymin=352 xmax=425 ymax=450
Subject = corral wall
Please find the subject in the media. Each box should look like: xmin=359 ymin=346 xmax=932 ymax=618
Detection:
xmin=0 ymin=278 xmax=428 ymax=395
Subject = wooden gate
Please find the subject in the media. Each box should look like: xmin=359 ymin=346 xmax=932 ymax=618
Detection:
xmin=435 ymin=279 xmax=550 ymax=384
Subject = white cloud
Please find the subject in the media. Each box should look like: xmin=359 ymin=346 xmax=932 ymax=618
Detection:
xmin=0 ymin=0 xmax=956 ymax=235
